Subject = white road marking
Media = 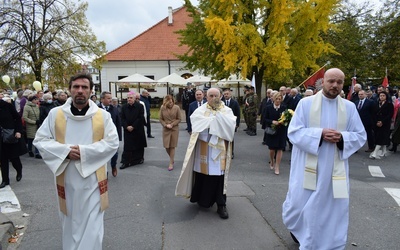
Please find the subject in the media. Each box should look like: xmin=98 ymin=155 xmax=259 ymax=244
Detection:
xmin=384 ymin=188 xmax=400 ymax=206
xmin=0 ymin=186 xmax=21 ymax=213
xmin=368 ymin=165 xmax=385 ymax=178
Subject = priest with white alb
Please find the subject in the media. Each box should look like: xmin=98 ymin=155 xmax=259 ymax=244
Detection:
xmin=34 ymin=72 xmax=119 ymax=249
xmin=282 ymin=68 xmax=366 ymax=249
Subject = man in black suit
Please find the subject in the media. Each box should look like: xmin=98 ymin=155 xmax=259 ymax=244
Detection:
xmin=223 ymin=89 xmax=241 ymax=158
xmin=356 ymin=90 xmax=376 ymax=152
xmin=99 ymin=91 xmax=122 ymax=177
xmin=280 ymin=86 xmax=292 ymax=107
xmin=288 ymin=88 xmax=301 ymax=111
xmin=182 ymin=84 xmax=196 ymax=130
xmin=259 ymin=89 xmax=273 ymax=145
xmin=187 ymin=89 xmax=205 ymax=133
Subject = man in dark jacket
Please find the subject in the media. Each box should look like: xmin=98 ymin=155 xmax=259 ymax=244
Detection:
xmin=99 ymin=91 xmax=122 ymax=176
xmin=223 ymin=89 xmax=240 ymax=158
xmin=140 ymin=89 xmax=154 ymax=138
xmin=120 ymin=92 xmax=147 ymax=169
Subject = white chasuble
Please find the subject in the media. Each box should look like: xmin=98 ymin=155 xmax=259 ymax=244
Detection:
xmin=34 ymin=98 xmax=119 ymax=250
xmin=282 ymin=92 xmax=366 ymax=249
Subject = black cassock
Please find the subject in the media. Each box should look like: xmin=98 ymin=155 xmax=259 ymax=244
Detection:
xmin=120 ymin=102 xmax=147 ymax=165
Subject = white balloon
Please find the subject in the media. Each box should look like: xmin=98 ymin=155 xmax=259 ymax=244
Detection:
xmin=33 ymin=81 xmax=42 ymax=91
xmin=2 ymin=75 xmax=10 ymax=84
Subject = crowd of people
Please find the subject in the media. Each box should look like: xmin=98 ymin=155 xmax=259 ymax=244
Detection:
xmin=0 ymin=87 xmax=70 ymax=189
xmin=0 ymin=68 xmax=399 ymax=249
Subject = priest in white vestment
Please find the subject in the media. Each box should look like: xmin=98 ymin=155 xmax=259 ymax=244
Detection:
xmin=282 ymin=68 xmax=366 ymax=249
xmin=176 ymin=88 xmax=236 ymax=219
xmin=34 ymin=73 xmax=119 ymax=250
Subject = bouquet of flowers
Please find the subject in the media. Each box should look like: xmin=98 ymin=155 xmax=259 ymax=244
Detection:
xmin=272 ymin=109 xmax=294 ymax=130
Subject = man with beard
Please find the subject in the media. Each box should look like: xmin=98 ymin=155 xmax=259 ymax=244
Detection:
xmin=176 ymin=88 xmax=237 ymax=219
xmin=34 ymin=72 xmax=119 ymax=249
xmin=282 ymin=68 xmax=366 ymax=248
xmin=120 ymin=92 xmax=147 ymax=169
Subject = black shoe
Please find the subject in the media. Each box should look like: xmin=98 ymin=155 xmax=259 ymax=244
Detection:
xmin=35 ymin=155 xmax=42 ymax=159
xmin=231 ymin=153 xmax=234 ymax=159
xmin=120 ymin=163 xmax=129 ymax=169
xmin=29 ymin=152 xmax=34 ymax=157
xmin=0 ymin=182 xmax=9 ymax=189
xmin=262 ymin=141 xmax=267 ymax=145
xmin=290 ymin=232 xmax=299 ymax=244
xmin=217 ymin=205 xmax=229 ymax=219
xmin=243 ymin=128 xmax=248 ymax=131
xmin=147 ymin=135 xmax=155 ymax=138
xmin=16 ymin=173 xmax=22 ymax=182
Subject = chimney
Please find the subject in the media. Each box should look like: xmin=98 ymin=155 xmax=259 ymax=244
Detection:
xmin=168 ymin=6 xmax=173 ymax=25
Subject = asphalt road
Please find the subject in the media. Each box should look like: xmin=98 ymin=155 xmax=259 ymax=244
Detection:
xmin=3 ymin=121 xmax=400 ymax=249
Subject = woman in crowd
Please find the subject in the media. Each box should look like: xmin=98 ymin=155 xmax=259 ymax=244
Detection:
xmin=370 ymin=91 xmax=394 ymax=159
xmin=39 ymin=93 xmax=56 ymax=125
xmin=159 ymin=95 xmax=181 ymax=171
xmin=262 ymin=92 xmax=287 ymax=175
xmin=23 ymin=95 xmax=41 ymax=158
xmin=0 ymin=97 xmax=26 ymax=188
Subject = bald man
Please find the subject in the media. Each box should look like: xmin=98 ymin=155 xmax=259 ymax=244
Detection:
xmin=282 ymin=68 xmax=366 ymax=248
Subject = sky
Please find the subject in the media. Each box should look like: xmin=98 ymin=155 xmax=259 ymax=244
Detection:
xmin=83 ymin=0 xmax=381 ymax=53
xmin=84 ymin=0 xmax=199 ymax=52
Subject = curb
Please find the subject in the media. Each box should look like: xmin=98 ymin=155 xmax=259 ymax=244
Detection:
xmin=0 ymin=212 xmax=12 ymax=250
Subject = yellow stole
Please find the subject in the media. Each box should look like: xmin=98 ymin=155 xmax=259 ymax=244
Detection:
xmin=55 ymin=108 xmax=109 ymax=215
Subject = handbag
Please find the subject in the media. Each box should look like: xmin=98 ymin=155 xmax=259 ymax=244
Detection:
xmin=264 ymin=127 xmax=276 ymax=135
xmin=1 ymin=128 xmax=19 ymax=144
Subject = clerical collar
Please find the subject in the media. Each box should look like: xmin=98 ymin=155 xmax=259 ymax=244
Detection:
xmin=71 ymin=103 xmax=89 ymax=116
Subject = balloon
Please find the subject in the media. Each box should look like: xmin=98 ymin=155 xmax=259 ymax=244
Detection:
xmin=2 ymin=75 xmax=10 ymax=84
xmin=33 ymin=81 xmax=42 ymax=91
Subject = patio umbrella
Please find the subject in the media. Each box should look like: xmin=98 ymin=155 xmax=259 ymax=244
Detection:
xmin=117 ymin=73 xmax=156 ymax=93
xmin=187 ymin=75 xmax=215 ymax=85
xmin=216 ymin=74 xmax=251 ymax=99
xmin=157 ymin=73 xmax=189 ymax=95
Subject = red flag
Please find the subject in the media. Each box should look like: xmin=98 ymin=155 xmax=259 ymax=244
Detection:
xmin=301 ymin=67 xmax=325 ymax=89
xmin=382 ymin=76 xmax=389 ymax=88
xmin=347 ymin=77 xmax=356 ymax=100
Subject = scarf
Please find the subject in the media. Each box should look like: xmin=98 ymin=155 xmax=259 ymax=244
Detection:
xmin=54 ymin=108 xmax=108 ymax=215
xmin=304 ymin=91 xmax=348 ymax=198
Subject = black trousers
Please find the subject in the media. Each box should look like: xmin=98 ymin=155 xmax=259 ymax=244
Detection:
xmin=1 ymin=155 xmax=22 ymax=184
xmin=190 ymin=172 xmax=226 ymax=208
xmin=146 ymin=115 xmax=151 ymax=136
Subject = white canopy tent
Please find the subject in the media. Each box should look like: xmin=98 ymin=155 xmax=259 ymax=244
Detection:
xmin=157 ymin=73 xmax=189 ymax=95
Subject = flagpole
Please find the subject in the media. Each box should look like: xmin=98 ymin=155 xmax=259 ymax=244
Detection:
xmin=297 ymin=62 xmax=330 ymax=89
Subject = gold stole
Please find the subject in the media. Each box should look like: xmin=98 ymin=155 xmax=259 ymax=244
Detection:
xmin=55 ymin=108 xmax=109 ymax=215
xmin=198 ymin=140 xmax=228 ymax=175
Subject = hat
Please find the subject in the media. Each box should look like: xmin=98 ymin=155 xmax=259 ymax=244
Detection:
xmin=28 ymin=95 xmax=38 ymax=101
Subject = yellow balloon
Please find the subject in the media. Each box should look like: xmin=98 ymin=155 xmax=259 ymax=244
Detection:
xmin=33 ymin=81 xmax=42 ymax=91
xmin=2 ymin=75 xmax=10 ymax=84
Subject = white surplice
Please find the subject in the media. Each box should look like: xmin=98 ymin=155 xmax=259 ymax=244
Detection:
xmin=34 ymin=98 xmax=119 ymax=250
xmin=282 ymin=94 xmax=366 ymax=250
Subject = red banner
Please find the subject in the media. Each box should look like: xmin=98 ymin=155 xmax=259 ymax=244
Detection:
xmin=347 ymin=77 xmax=356 ymax=100
xmin=302 ymin=67 xmax=325 ymax=89
xmin=382 ymin=76 xmax=389 ymax=88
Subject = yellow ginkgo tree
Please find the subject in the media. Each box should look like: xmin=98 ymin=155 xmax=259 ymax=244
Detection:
xmin=178 ymin=0 xmax=340 ymax=92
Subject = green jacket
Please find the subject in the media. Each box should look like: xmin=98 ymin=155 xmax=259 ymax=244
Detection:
xmin=22 ymin=101 xmax=40 ymax=139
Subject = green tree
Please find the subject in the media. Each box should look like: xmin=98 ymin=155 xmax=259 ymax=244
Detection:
xmin=178 ymin=0 xmax=339 ymax=93
xmin=0 ymin=0 xmax=106 ymax=83
xmin=318 ymin=1 xmax=373 ymax=86
xmin=370 ymin=0 xmax=400 ymax=84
